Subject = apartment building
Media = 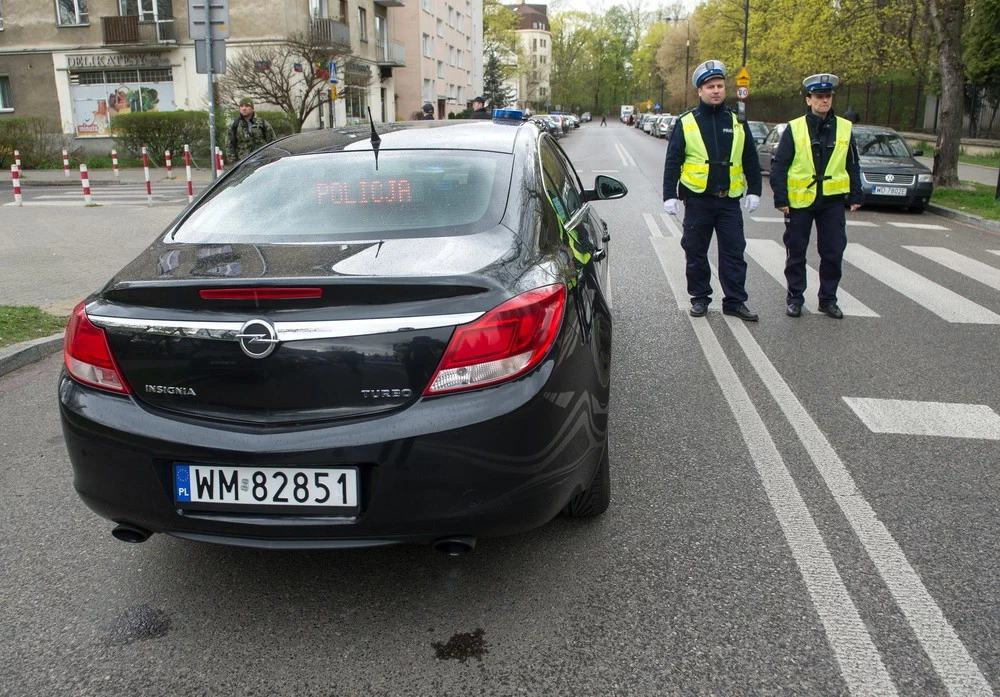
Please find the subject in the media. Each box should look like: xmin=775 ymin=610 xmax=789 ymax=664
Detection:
xmin=0 ymin=0 xmax=407 ymax=146
xmin=508 ymin=0 xmax=550 ymax=112
xmin=391 ymin=0 xmax=482 ymax=120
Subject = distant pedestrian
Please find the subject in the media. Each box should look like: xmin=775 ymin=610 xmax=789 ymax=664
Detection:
xmin=600 ymin=113 xmax=607 ymax=126
xmin=470 ymin=96 xmax=491 ymax=119
xmin=843 ymin=105 xmax=861 ymax=124
xmin=422 ymin=103 xmax=435 ymax=120
xmin=770 ymin=73 xmax=863 ymax=320
xmin=225 ymin=97 xmax=276 ymax=163
xmin=662 ymin=59 xmax=763 ymax=322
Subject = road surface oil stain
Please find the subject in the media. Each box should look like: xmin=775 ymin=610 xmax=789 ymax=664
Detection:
xmin=105 ymin=604 xmax=171 ymax=646
xmin=432 ymin=628 xmax=487 ymax=663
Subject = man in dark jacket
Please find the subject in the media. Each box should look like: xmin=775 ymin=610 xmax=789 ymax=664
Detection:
xmin=225 ymin=97 xmax=276 ymax=163
xmin=470 ymin=96 xmax=491 ymax=119
xmin=422 ymin=103 xmax=435 ymax=120
xmin=662 ymin=59 xmax=763 ymax=321
xmin=770 ymin=73 xmax=863 ymax=319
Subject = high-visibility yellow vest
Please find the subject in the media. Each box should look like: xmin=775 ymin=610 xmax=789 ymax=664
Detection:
xmin=787 ymin=115 xmax=852 ymax=208
xmin=548 ymin=195 xmax=591 ymax=268
xmin=678 ymin=111 xmax=746 ymax=196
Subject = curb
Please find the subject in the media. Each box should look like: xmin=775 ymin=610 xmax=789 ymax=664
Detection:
xmin=0 ymin=333 xmax=64 ymax=378
xmin=927 ymin=203 xmax=1000 ymax=235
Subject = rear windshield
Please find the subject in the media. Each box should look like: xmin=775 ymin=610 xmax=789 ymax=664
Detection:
xmin=170 ymin=151 xmax=512 ymax=243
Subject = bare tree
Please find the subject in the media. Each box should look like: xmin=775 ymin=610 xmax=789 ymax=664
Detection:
xmin=217 ymin=32 xmax=362 ymax=132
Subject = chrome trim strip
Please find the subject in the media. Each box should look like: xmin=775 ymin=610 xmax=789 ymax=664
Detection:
xmin=88 ymin=312 xmax=484 ymax=342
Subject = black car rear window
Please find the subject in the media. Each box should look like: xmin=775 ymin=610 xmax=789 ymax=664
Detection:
xmin=171 ymin=151 xmax=512 ymax=243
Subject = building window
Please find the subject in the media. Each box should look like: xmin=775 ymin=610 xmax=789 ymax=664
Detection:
xmin=447 ymin=5 xmax=454 ymax=26
xmin=436 ymin=18 xmax=443 ymax=37
xmin=0 ymin=75 xmax=12 ymax=110
xmin=541 ymin=39 xmax=546 ymax=48
xmin=343 ymin=61 xmax=370 ymax=121
xmin=0 ymin=0 xmax=5 ymax=31
xmin=466 ymin=0 xmax=470 ymax=15
xmin=457 ymin=14 xmax=463 ymax=32
xmin=57 ymin=0 xmax=89 ymax=25
xmin=423 ymin=78 xmax=432 ymax=102
xmin=309 ymin=0 xmax=328 ymax=19
xmin=339 ymin=0 xmax=348 ymax=23
xmin=357 ymin=7 xmax=367 ymax=41
xmin=421 ymin=0 xmax=430 ymax=11
xmin=68 ymin=67 xmax=174 ymax=136
xmin=437 ymin=60 xmax=444 ymax=78
xmin=422 ymin=33 xmax=432 ymax=57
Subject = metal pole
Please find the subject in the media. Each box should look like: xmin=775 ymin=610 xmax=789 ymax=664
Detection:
xmin=684 ymin=36 xmax=690 ymax=110
xmin=742 ymin=0 xmax=749 ymax=67
xmin=206 ymin=4 xmax=217 ymax=181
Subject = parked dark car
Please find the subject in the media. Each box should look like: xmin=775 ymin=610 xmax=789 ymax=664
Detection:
xmin=853 ymin=125 xmax=933 ymax=211
xmin=757 ymin=123 xmax=933 ymax=211
xmin=747 ymin=121 xmax=770 ymax=146
xmin=58 ymin=115 xmax=627 ymax=553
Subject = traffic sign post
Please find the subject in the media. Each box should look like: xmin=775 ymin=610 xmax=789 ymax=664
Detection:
xmin=735 ymin=66 xmax=751 ymax=88
xmin=189 ymin=0 xmax=231 ymax=181
xmin=736 ymin=86 xmax=750 ymax=100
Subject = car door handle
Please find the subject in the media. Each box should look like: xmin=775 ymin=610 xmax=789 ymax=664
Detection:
xmin=602 ymin=234 xmax=611 ymax=243
xmin=592 ymin=248 xmax=607 ymax=263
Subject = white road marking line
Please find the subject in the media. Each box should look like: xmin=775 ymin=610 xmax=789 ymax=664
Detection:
xmin=843 ymin=398 xmax=1000 ymax=440
xmin=744 ymin=239 xmax=880 ymax=317
xmin=591 ymin=169 xmax=621 ymax=173
xmin=727 ymin=319 xmax=995 ymax=695
xmin=887 ymin=222 xmax=950 ymax=230
xmin=642 ymin=213 xmax=663 ymax=238
xmin=613 ymin=142 xmax=635 ymax=168
xmin=844 ymin=244 xmax=1000 ymax=324
xmin=750 ymin=215 xmax=877 ymax=227
xmin=651 ymin=236 xmax=899 ymax=695
xmin=659 ymin=213 xmax=682 ymax=238
xmin=990 ymin=251 xmax=1000 ymax=257
xmin=903 ymin=246 xmax=1000 ymax=291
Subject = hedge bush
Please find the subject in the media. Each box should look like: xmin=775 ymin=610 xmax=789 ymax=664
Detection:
xmin=0 ymin=117 xmax=63 ymax=169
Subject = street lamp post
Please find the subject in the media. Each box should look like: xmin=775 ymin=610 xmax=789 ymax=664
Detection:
xmin=742 ymin=0 xmax=749 ymax=67
xmin=669 ymin=17 xmax=692 ymax=110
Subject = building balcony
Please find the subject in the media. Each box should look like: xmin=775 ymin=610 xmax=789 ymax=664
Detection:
xmin=376 ymin=40 xmax=406 ymax=66
xmin=101 ymin=15 xmax=177 ymax=48
xmin=310 ymin=18 xmax=351 ymax=48
xmin=374 ymin=0 xmax=405 ymax=6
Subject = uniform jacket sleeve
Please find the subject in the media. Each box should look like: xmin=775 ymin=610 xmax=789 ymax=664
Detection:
xmin=847 ymin=135 xmax=863 ymax=206
xmin=662 ymin=120 xmax=687 ymax=200
xmin=740 ymin=120 xmax=762 ymax=196
xmin=224 ymin=119 xmax=238 ymax=159
xmin=768 ymin=126 xmax=796 ymax=209
xmin=263 ymin=118 xmax=277 ymax=143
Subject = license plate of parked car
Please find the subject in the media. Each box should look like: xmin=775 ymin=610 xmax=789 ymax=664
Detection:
xmin=174 ymin=464 xmax=359 ymax=511
xmin=872 ymin=186 xmax=908 ymax=196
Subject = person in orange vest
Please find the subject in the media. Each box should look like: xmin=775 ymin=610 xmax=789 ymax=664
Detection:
xmin=662 ymin=60 xmax=763 ymax=321
xmin=769 ymin=74 xmax=863 ymax=319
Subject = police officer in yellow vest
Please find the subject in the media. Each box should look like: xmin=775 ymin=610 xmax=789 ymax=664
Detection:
xmin=663 ymin=60 xmax=763 ymax=321
xmin=770 ymin=73 xmax=863 ymax=319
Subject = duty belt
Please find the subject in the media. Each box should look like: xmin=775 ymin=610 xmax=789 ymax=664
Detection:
xmin=708 ymin=189 xmax=730 ymax=198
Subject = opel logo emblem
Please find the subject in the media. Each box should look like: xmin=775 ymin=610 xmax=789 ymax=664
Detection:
xmin=237 ymin=319 xmax=279 ymax=359
xmin=885 ymin=174 xmax=895 ymax=182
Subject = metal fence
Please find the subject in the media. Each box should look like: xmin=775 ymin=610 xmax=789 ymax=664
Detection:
xmin=741 ymin=77 xmax=1000 ymax=140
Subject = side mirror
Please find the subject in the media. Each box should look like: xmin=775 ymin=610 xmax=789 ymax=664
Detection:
xmin=584 ymin=175 xmax=628 ymax=201
xmin=912 ymin=149 xmax=924 ymax=157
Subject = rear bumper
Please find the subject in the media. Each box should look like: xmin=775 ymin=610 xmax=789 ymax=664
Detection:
xmin=59 ymin=355 xmax=609 ymax=549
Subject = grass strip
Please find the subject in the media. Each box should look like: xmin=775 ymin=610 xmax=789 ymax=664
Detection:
xmin=0 ymin=306 xmax=67 ymax=350
xmin=932 ymin=182 xmax=1000 ymax=222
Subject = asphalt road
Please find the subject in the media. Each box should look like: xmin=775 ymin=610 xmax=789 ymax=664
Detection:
xmin=1 ymin=122 xmax=998 ymax=696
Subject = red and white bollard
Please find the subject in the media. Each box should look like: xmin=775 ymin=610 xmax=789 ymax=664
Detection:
xmin=11 ymin=164 xmax=22 ymax=207
xmin=184 ymin=144 xmax=193 ymax=204
xmin=14 ymin=149 xmax=22 ymax=174
xmin=79 ymin=164 xmax=92 ymax=205
xmin=141 ymin=146 xmax=153 ymax=207
xmin=63 ymin=149 xmax=71 ymax=178
xmin=111 ymin=149 xmax=120 ymax=179
xmin=165 ymin=149 xmax=173 ymax=178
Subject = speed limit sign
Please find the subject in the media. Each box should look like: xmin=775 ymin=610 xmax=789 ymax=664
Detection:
xmin=736 ymin=86 xmax=750 ymax=99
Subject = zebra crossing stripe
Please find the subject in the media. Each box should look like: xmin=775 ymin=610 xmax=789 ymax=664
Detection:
xmin=844 ymin=397 xmax=1000 ymax=440
xmin=903 ymin=246 xmax=1000 ymax=291
xmin=887 ymin=222 xmax=950 ymax=230
xmin=642 ymin=213 xmax=663 ymax=238
xmin=750 ymin=216 xmax=877 ymax=227
xmin=744 ymin=239 xmax=879 ymax=317
xmin=844 ymin=244 xmax=1000 ymax=324
xmin=989 ymin=250 xmax=1000 ymax=257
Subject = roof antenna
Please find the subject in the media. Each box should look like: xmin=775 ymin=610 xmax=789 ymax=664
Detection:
xmin=367 ymin=106 xmax=381 ymax=170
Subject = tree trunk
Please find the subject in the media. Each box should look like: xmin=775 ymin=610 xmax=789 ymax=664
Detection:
xmin=926 ymin=0 xmax=965 ymax=187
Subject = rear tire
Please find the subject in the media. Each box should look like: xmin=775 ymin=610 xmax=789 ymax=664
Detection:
xmin=561 ymin=442 xmax=610 ymax=518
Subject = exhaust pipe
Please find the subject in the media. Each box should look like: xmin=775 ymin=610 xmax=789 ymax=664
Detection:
xmin=433 ymin=536 xmax=477 ymax=556
xmin=111 ymin=522 xmax=151 ymax=544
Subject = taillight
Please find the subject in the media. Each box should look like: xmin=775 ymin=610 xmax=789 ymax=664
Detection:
xmin=426 ymin=284 xmax=566 ymax=395
xmin=64 ymin=301 xmax=131 ymax=394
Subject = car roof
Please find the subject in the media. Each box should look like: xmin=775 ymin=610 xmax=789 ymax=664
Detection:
xmin=256 ymin=120 xmax=526 ymax=158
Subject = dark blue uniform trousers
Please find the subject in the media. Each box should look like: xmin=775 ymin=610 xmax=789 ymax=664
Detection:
xmin=680 ymin=195 xmax=748 ymax=309
xmin=783 ymin=205 xmax=847 ymax=306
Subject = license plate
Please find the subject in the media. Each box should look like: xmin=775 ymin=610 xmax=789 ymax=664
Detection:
xmin=872 ymin=185 xmax=908 ymax=196
xmin=174 ymin=464 xmax=359 ymax=512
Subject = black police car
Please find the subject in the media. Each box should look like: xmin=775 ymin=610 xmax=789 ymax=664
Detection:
xmin=58 ymin=112 xmax=627 ymax=553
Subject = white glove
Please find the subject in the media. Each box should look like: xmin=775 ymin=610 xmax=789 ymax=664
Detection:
xmin=742 ymin=194 xmax=760 ymax=214
xmin=663 ymin=199 xmax=681 ymax=216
